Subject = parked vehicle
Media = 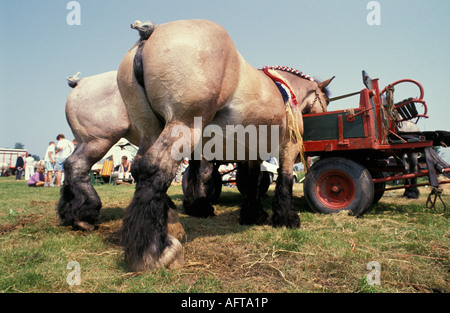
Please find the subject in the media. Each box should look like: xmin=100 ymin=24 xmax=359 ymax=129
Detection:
xmin=0 ymin=148 xmax=28 ymax=176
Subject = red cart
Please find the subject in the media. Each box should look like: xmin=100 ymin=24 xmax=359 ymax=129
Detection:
xmin=303 ymin=71 xmax=450 ymax=216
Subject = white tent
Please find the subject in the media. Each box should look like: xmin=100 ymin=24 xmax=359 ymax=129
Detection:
xmin=91 ymin=138 xmax=138 ymax=171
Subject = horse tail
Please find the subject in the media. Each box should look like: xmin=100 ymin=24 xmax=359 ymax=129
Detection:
xmin=67 ymin=72 xmax=81 ymax=88
xmin=131 ymin=20 xmax=157 ymax=88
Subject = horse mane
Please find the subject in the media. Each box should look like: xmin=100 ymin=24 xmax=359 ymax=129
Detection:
xmin=261 ymin=65 xmax=315 ymax=82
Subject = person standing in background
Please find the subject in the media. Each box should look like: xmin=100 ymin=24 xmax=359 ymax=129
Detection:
xmin=54 ymin=134 xmax=74 ymax=186
xmin=25 ymin=154 xmax=35 ymax=180
xmin=15 ymin=154 xmax=25 ymax=180
xmin=44 ymin=141 xmax=56 ymax=187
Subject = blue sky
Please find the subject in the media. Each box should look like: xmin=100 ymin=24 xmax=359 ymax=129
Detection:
xmin=1 ymin=0 xmax=449 ymax=160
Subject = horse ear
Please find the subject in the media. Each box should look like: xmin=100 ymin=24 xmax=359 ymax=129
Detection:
xmin=317 ymin=76 xmax=335 ymax=91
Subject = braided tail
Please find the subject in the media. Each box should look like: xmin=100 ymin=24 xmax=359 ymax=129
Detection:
xmin=131 ymin=20 xmax=157 ymax=88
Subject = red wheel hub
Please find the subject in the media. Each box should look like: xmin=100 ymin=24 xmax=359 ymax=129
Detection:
xmin=315 ymin=170 xmax=356 ymax=210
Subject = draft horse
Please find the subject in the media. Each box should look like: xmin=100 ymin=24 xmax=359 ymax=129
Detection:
xmin=117 ymin=19 xmax=334 ymax=271
xmin=57 ymin=71 xmax=184 ymax=240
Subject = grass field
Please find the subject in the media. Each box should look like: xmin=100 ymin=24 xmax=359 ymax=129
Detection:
xmin=0 ymin=176 xmax=448 ymax=293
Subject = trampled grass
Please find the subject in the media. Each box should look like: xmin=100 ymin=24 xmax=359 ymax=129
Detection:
xmin=0 ymin=176 xmax=448 ymax=293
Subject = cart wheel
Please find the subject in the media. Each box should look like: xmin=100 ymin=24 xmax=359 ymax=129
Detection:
xmin=304 ymin=157 xmax=374 ymax=216
xmin=371 ymin=172 xmax=386 ymax=204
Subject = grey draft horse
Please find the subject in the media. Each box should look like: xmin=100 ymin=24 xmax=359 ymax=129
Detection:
xmin=57 ymin=71 xmax=184 ymax=240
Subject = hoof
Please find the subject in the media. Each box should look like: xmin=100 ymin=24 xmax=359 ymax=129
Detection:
xmin=183 ymin=197 xmax=215 ymax=218
xmin=403 ymin=191 xmax=420 ymax=199
xmin=74 ymin=221 xmax=96 ymax=231
xmin=167 ymin=208 xmax=185 ymax=241
xmin=168 ymin=222 xmax=185 ymax=242
xmin=271 ymin=212 xmax=301 ymax=229
xmin=125 ymin=235 xmax=185 ymax=272
xmin=239 ymin=208 xmax=268 ymax=226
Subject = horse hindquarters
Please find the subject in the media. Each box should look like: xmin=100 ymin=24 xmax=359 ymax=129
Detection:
xmin=120 ymin=123 xmax=188 ymax=271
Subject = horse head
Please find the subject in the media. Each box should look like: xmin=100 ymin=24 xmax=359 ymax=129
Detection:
xmin=306 ymin=77 xmax=334 ymax=114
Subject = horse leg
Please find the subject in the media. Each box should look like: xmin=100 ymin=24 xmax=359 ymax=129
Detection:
xmin=239 ymin=161 xmax=268 ymax=225
xmin=271 ymin=142 xmax=301 ymax=228
xmin=127 ymin=139 xmax=185 ymax=240
xmin=183 ymin=158 xmax=215 ymax=218
xmin=57 ymin=142 xmax=106 ymax=230
xmin=403 ymin=152 xmax=420 ymax=199
xmin=120 ymin=123 xmax=187 ymax=271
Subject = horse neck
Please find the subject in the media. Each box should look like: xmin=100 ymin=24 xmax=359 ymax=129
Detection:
xmin=276 ymin=70 xmax=319 ymax=112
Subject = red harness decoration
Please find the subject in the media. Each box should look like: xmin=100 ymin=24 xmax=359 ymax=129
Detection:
xmin=262 ymin=66 xmax=299 ymax=107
